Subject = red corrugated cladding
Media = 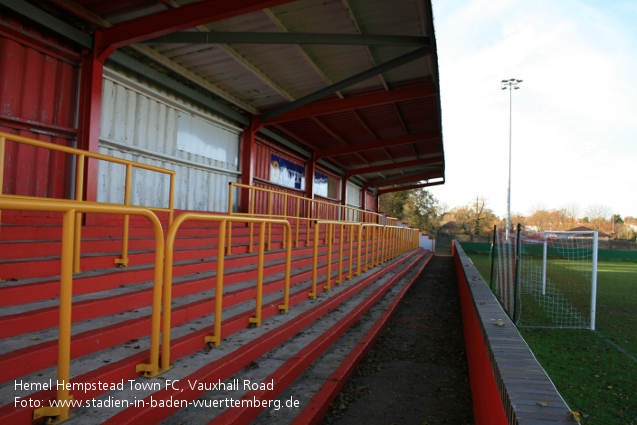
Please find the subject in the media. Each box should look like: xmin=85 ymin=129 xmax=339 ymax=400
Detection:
xmin=0 ymin=11 xmax=79 ymax=200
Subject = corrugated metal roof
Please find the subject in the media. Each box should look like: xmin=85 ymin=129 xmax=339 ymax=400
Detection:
xmin=53 ymin=0 xmax=445 ymax=191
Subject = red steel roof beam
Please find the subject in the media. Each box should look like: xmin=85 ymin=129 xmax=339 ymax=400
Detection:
xmin=96 ymin=0 xmax=297 ymax=51
xmin=346 ymin=156 xmax=443 ymax=177
xmin=315 ymin=132 xmax=440 ymax=160
xmin=378 ymin=180 xmax=444 ymax=194
xmin=262 ymin=83 xmax=437 ymax=125
xmin=368 ymin=170 xmax=442 ymax=187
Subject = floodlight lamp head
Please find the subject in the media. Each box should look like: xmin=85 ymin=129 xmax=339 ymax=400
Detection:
xmin=518 ymin=79 xmax=523 ymax=83
xmin=514 ymin=86 xmax=520 ymax=89
xmin=501 ymin=79 xmax=508 ymax=83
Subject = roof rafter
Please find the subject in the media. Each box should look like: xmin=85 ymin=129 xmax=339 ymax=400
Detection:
xmin=347 ymin=156 xmax=443 ymax=177
xmin=315 ymin=132 xmax=439 ymax=159
xmin=262 ymin=82 xmax=435 ymax=125
xmin=312 ymin=117 xmax=372 ymax=167
xmin=378 ymin=179 xmax=444 ymax=194
xmin=369 ymin=169 xmax=442 ymax=186
xmin=144 ymin=32 xmax=430 ymax=46
xmin=96 ymin=0 xmax=297 ymax=51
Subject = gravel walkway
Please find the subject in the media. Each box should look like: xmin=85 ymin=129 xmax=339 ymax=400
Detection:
xmin=322 ymin=254 xmax=474 ymax=425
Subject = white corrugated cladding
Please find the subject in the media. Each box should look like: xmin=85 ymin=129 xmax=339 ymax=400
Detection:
xmin=346 ymin=181 xmax=362 ymax=220
xmin=98 ymin=66 xmax=241 ymax=212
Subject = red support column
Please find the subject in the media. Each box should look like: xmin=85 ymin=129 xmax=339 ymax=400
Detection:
xmin=77 ymin=29 xmax=117 ymax=206
xmin=239 ymin=117 xmax=261 ymax=213
xmin=77 ymin=49 xmax=105 ymax=203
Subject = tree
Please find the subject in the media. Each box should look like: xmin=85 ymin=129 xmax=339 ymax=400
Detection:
xmin=378 ymin=188 xmax=441 ymax=232
xmin=560 ymin=203 xmax=581 ymax=229
xmin=526 ymin=205 xmax=568 ymax=231
xmin=404 ymin=188 xmax=440 ymax=232
xmin=443 ymin=197 xmax=499 ymax=235
xmin=586 ymin=204 xmax=613 ymax=233
xmin=378 ymin=190 xmax=409 ymax=220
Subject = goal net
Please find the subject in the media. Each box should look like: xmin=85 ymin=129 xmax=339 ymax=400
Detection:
xmin=494 ymin=226 xmax=598 ymax=329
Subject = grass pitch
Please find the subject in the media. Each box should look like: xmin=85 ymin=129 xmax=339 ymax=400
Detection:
xmin=464 ymin=252 xmax=637 ymax=424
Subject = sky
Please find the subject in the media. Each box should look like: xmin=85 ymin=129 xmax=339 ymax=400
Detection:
xmin=427 ymin=0 xmax=637 ymax=220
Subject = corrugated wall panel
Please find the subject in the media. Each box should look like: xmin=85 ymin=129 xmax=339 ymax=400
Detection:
xmin=98 ymin=67 xmax=240 ymax=212
xmin=366 ymin=191 xmax=376 ymax=212
xmin=0 ymin=15 xmax=79 ymax=199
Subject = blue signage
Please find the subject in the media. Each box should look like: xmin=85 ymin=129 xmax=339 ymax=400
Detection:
xmin=270 ymin=154 xmax=305 ymax=190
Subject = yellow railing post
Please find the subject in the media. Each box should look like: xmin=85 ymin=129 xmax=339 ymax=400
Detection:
xmin=249 ymin=189 xmax=257 ymax=253
xmin=227 ymin=183 xmax=234 ymax=256
xmin=294 ymin=199 xmax=300 ymax=248
xmin=249 ymin=221 xmax=266 ymax=327
xmin=310 ymin=221 xmax=319 ymax=299
xmin=347 ymin=224 xmax=354 ymax=281
xmin=205 ymin=219 xmax=226 ymax=347
xmin=282 ymin=195 xmax=288 ymax=250
xmin=33 ymin=208 xmax=76 ymax=423
xmin=73 ymin=154 xmax=85 ymax=273
xmin=324 ymin=223 xmax=333 ymax=291
xmin=267 ymin=191 xmax=273 ymax=250
xmin=363 ymin=225 xmax=370 ymax=272
xmin=356 ymin=224 xmax=362 ymax=276
xmin=278 ymin=220 xmax=292 ymax=313
xmin=337 ymin=223 xmax=344 ymax=284
xmin=168 ymin=173 xmax=175 ymax=226
xmin=114 ymin=164 xmax=132 ymax=267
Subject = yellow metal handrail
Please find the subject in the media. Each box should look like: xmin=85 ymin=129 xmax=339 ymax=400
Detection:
xmin=310 ymin=221 xmax=419 ymax=299
xmin=0 ymin=132 xmax=176 ymax=269
xmin=0 ymin=196 xmax=164 ymax=424
xmin=227 ymin=182 xmax=382 ymax=254
xmin=161 ymin=213 xmax=293 ymax=371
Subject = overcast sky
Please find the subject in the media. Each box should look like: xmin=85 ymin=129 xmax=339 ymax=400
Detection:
xmin=427 ymin=0 xmax=637 ymax=219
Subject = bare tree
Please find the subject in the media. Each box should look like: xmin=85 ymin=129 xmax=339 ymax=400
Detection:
xmin=585 ymin=204 xmax=613 ymax=233
xmin=561 ymin=203 xmax=581 ymax=230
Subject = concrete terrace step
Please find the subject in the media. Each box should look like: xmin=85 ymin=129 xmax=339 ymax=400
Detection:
xmin=0 ymin=249 xmax=427 ymax=424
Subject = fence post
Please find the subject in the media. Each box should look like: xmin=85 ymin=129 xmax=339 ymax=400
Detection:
xmin=513 ymin=223 xmax=522 ymax=324
xmin=489 ymin=225 xmax=496 ymax=290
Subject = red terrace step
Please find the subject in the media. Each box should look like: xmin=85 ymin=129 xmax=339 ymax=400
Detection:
xmin=0 ymin=246 xmax=358 ymax=381
xmin=0 ymin=231 xmax=236 ymax=260
xmin=0 ymin=245 xmax=335 ymax=338
xmin=0 ymin=232 xmax=311 ymax=280
xmin=101 ymin=250 xmax=428 ymax=425
xmin=0 ymin=220 xmax=312 ymax=241
xmin=0 ymin=241 xmax=336 ymax=307
xmin=210 ymin=252 xmax=431 ymax=425
xmin=0 ymin=228 xmax=324 ymax=280
xmin=0 ymin=250 xmax=422 ymax=424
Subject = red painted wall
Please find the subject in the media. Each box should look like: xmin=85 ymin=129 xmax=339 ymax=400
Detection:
xmin=452 ymin=242 xmax=508 ymax=425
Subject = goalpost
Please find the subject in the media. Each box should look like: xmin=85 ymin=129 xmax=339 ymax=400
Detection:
xmin=494 ymin=226 xmax=598 ymax=329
